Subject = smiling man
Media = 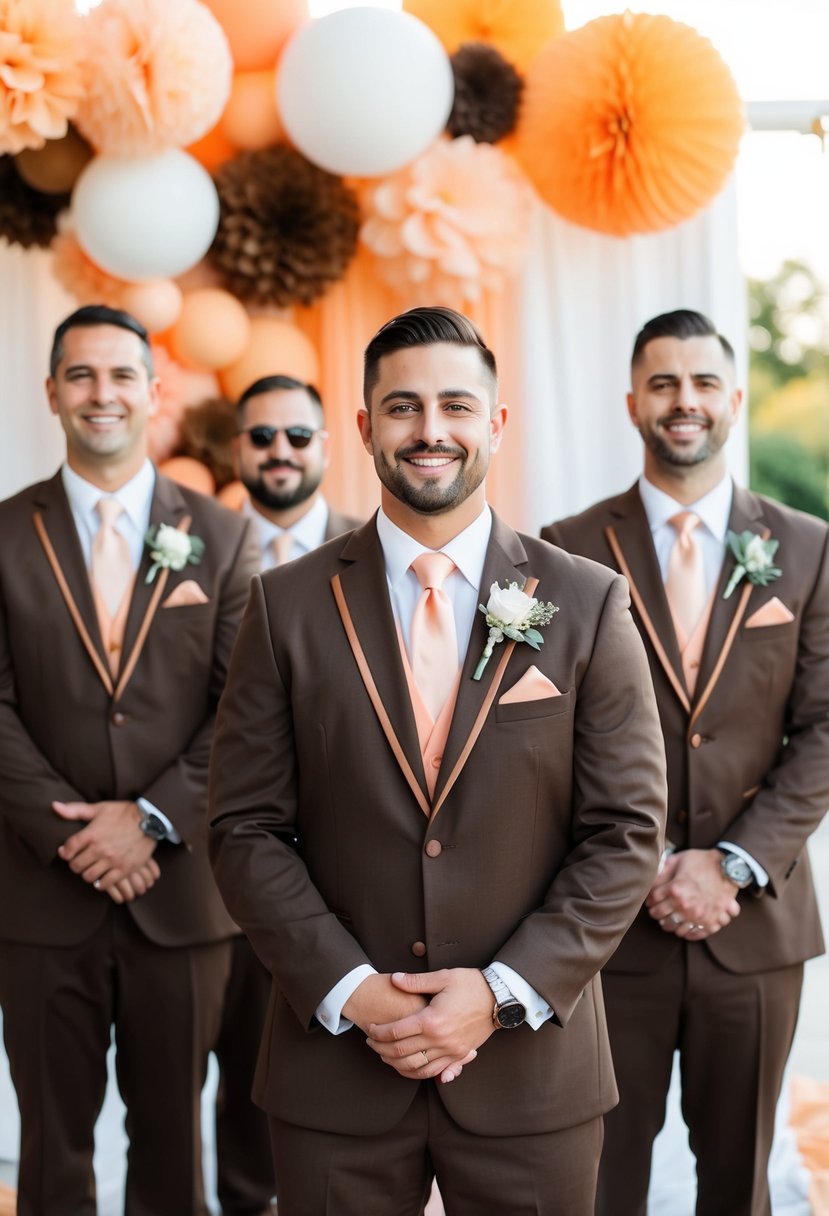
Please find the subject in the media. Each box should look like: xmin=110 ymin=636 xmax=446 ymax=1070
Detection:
xmin=542 ymin=309 xmax=829 ymax=1216
xmin=208 ymin=306 xmax=666 ymax=1215
xmin=0 ymin=304 xmax=259 ymax=1215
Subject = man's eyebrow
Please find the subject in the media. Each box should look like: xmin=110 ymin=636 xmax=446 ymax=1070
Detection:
xmin=645 ymin=371 xmax=723 ymax=385
xmin=64 ymin=363 xmax=138 ymax=375
xmin=377 ymin=387 xmax=483 ymax=405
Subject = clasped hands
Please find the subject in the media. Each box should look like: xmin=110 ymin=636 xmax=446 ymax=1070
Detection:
xmin=54 ymin=799 xmax=160 ymax=904
xmin=344 ymin=968 xmax=496 ymax=1086
xmin=646 ymin=848 xmax=741 ymax=940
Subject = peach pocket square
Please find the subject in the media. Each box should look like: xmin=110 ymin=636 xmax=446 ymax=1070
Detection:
xmin=162 ymin=580 xmax=209 ymax=608
xmin=745 ymin=597 xmax=794 ymax=628
xmin=499 ymin=665 xmax=561 ymax=705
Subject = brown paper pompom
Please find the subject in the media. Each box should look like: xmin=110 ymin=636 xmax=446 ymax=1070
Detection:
xmin=178 ymin=396 xmax=237 ymax=490
xmin=0 ymin=156 xmax=69 ymax=249
xmin=209 ymin=146 xmax=360 ymax=307
xmin=448 ymin=43 xmax=523 ymax=144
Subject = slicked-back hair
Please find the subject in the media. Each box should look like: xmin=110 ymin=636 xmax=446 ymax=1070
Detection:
xmin=236 ymin=374 xmax=324 ymax=426
xmin=631 ymin=309 xmax=736 ymax=369
xmin=50 ymin=304 xmax=154 ymax=379
xmin=363 ymin=306 xmax=497 ymax=406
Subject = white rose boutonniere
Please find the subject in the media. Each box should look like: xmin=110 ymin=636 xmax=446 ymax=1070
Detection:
xmin=473 ymin=580 xmax=559 ymax=680
xmin=144 ymin=523 xmax=205 ymax=585
xmin=723 ymin=530 xmax=781 ymax=599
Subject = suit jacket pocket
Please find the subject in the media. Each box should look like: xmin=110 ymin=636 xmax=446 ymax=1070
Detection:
xmin=740 ymin=620 xmax=797 ymax=643
xmin=496 ymin=689 xmax=572 ymax=723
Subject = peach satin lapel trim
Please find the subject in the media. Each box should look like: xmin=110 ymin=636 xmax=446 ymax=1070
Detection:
xmin=34 ymin=511 xmax=191 ymax=702
xmin=430 ymin=576 xmax=539 ymax=821
xmin=331 ymin=573 xmax=431 ymax=818
xmin=605 ymin=525 xmax=690 ymax=715
xmin=689 ymin=576 xmax=753 ymax=734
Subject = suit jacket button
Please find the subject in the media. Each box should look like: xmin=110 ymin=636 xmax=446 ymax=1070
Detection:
xmin=111 ymin=711 xmax=127 ymax=727
xmin=425 ymin=840 xmax=442 ymax=858
xmin=411 ymin=941 xmax=427 ymax=957
xmin=690 ymin=732 xmax=702 ymax=749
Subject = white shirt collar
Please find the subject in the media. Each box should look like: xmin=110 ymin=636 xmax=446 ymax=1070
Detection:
xmin=638 ymin=474 xmax=733 ymax=543
xmin=61 ymin=460 xmax=156 ymax=532
xmin=244 ymin=495 xmax=329 ymax=557
xmin=375 ymin=505 xmax=493 ymax=590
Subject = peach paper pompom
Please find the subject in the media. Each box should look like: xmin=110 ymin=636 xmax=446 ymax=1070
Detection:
xmin=51 ymin=225 xmax=128 ymax=307
xmin=75 ymin=0 xmax=233 ymax=156
xmin=514 ymin=12 xmax=745 ymax=237
xmin=360 ymin=135 xmax=533 ymax=306
xmin=0 ymin=0 xmax=85 ymax=155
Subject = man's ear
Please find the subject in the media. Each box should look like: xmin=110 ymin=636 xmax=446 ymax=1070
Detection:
xmin=626 ymin=392 xmax=639 ymax=429
xmin=489 ymin=403 xmax=508 ymax=452
xmin=357 ymin=407 xmax=373 ymax=454
xmin=46 ymin=377 xmax=59 ymax=417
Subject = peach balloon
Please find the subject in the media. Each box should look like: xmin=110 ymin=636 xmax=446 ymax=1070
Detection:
xmin=220 ymin=70 xmax=283 ymax=150
xmin=171 ymin=288 xmax=251 ymax=370
xmin=202 ymin=0 xmax=308 ymax=72
xmin=120 ymin=279 xmax=183 ymax=333
xmin=15 ymin=126 xmax=93 ymax=194
xmin=187 ymin=121 xmax=237 ymax=173
xmin=217 ymin=480 xmax=249 ymax=511
xmin=219 ymin=316 xmax=319 ymax=400
xmin=157 ymin=456 xmax=216 ymax=496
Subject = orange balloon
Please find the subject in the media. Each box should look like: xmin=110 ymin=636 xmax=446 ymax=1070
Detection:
xmin=202 ymin=0 xmax=308 ymax=72
xmin=171 ymin=288 xmax=251 ymax=370
xmin=219 ymin=316 xmax=319 ymax=400
xmin=157 ymin=456 xmax=216 ymax=496
xmin=15 ymin=126 xmax=93 ymax=194
xmin=120 ymin=280 xmax=183 ymax=334
xmin=220 ymin=70 xmax=283 ymax=150
xmin=217 ymin=480 xmax=249 ymax=511
xmin=187 ymin=121 xmax=238 ymax=173
xmin=403 ymin=0 xmax=564 ymax=73
xmin=514 ymin=12 xmax=745 ymax=237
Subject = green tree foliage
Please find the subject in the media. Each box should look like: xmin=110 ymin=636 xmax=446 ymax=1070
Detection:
xmin=747 ymin=261 xmax=829 ymax=517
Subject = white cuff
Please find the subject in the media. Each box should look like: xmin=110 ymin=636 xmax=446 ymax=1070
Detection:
xmin=315 ymin=964 xmax=376 ymax=1035
xmin=490 ymin=961 xmax=553 ymax=1030
xmin=718 ymin=841 xmax=768 ymax=888
xmin=136 ymin=797 xmax=181 ymax=844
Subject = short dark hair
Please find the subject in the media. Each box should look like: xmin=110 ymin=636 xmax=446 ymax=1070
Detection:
xmin=631 ymin=309 xmax=735 ymax=368
xmin=236 ymin=374 xmax=323 ymax=424
xmin=50 ymin=304 xmax=154 ymax=378
xmin=363 ymin=306 xmax=497 ymax=405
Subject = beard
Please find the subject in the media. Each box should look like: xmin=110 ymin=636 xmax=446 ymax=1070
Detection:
xmin=639 ymin=414 xmax=729 ymax=469
xmin=374 ymin=443 xmax=487 ymax=515
xmin=243 ymin=462 xmax=322 ymax=512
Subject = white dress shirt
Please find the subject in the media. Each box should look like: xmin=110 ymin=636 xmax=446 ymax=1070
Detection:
xmin=316 ymin=507 xmax=553 ymax=1035
xmin=245 ymin=496 xmax=330 ymax=570
xmin=60 ymin=460 xmax=179 ymax=842
xmin=638 ymin=475 xmax=768 ymax=887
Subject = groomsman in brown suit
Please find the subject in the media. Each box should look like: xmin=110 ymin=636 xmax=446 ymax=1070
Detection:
xmin=542 ymin=309 xmax=829 ymax=1216
xmin=208 ymin=306 xmax=667 ymax=1215
xmin=0 ymin=305 xmax=258 ymax=1215
xmin=211 ymin=374 xmax=362 ymax=1216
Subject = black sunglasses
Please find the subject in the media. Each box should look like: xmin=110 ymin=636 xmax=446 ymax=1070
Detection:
xmin=240 ymin=425 xmax=319 ymax=450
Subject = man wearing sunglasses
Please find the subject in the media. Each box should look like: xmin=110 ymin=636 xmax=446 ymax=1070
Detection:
xmin=233 ymin=375 xmax=362 ymax=570
xmin=214 ymin=373 xmax=362 ymax=1216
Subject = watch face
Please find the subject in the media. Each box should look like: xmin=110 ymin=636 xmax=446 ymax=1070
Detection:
xmin=140 ymin=813 xmax=167 ymax=841
xmin=723 ymin=854 xmax=752 ymax=886
xmin=496 ymin=1001 xmax=526 ymax=1029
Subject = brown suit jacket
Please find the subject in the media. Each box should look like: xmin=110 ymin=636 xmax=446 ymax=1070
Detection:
xmin=208 ymin=513 xmax=667 ymax=1138
xmin=543 ymin=482 xmax=829 ymax=976
xmin=0 ymin=469 xmax=259 ymax=949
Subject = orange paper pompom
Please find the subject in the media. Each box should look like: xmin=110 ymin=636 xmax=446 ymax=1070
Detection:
xmin=360 ymin=135 xmax=533 ymax=306
xmin=0 ymin=0 xmax=85 ymax=155
xmin=75 ymin=0 xmax=233 ymax=156
xmin=514 ymin=12 xmax=745 ymax=237
xmin=51 ymin=227 xmax=129 ymax=307
xmin=403 ymin=0 xmax=563 ymax=73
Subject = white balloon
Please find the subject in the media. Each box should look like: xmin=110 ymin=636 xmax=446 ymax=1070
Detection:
xmin=278 ymin=7 xmax=454 ymax=178
xmin=72 ymin=150 xmax=220 ymax=282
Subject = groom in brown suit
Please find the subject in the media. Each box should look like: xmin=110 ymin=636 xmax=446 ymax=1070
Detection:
xmin=543 ymin=309 xmax=829 ymax=1216
xmin=208 ymin=306 xmax=667 ymax=1215
xmin=0 ymin=305 xmax=258 ymax=1215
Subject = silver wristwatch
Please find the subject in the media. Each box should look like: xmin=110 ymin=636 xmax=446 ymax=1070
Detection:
xmin=482 ymin=966 xmax=526 ymax=1030
xmin=719 ymin=849 xmax=753 ymax=889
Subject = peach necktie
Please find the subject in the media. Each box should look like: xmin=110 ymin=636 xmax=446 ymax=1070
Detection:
xmin=410 ymin=552 xmax=458 ymax=722
xmin=271 ymin=531 xmax=294 ymax=566
xmin=665 ymin=511 xmax=706 ymax=640
xmin=92 ymin=497 xmax=132 ymax=617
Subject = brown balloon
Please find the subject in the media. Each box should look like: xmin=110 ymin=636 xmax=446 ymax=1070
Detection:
xmin=15 ymin=126 xmax=93 ymax=195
